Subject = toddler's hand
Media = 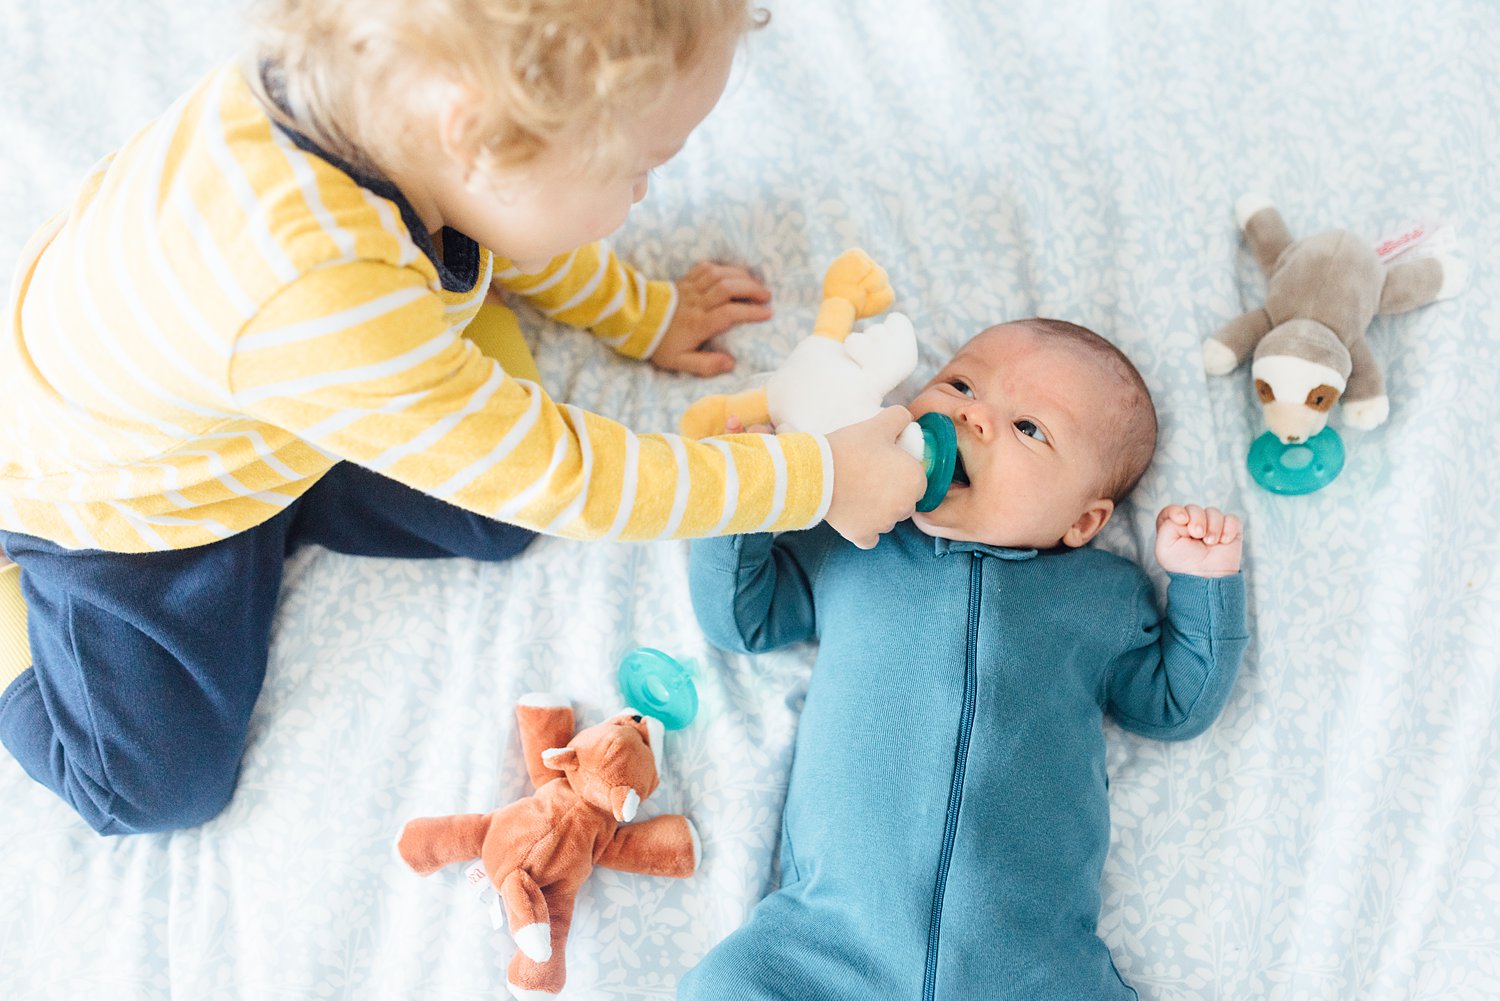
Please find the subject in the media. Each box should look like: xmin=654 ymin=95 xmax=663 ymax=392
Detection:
xmin=651 ymin=262 xmax=773 ymax=377
xmin=825 ymin=407 xmax=926 ymax=550
xmin=723 ymin=415 xmax=776 ymax=435
xmin=1155 ymin=505 xmax=1243 ymax=578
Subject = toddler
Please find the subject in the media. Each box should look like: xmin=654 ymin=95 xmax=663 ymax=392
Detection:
xmin=682 ymin=318 xmax=1249 ymax=1000
xmin=0 ymin=0 xmax=924 ymax=836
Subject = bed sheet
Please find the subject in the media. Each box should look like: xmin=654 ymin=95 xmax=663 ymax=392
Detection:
xmin=2 ymin=1 xmax=1498 ymax=999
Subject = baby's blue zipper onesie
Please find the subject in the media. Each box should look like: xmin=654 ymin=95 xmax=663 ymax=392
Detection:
xmin=680 ymin=521 xmax=1247 ymax=1001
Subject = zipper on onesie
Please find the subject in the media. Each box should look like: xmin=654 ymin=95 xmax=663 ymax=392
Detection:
xmin=922 ymin=553 xmax=983 ymax=1001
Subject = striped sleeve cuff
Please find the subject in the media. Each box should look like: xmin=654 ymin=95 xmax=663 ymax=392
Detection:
xmin=634 ymin=280 xmax=678 ymax=361
xmin=811 ymin=432 xmax=834 ymax=526
xmin=611 ymin=278 xmax=678 ymax=360
xmin=762 ymin=431 xmax=831 ymax=532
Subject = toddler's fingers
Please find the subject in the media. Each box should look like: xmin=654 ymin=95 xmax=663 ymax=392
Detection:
xmin=678 ymin=261 xmax=716 ymax=291
xmin=689 ymin=261 xmax=765 ymax=294
xmin=1157 ymin=505 xmax=1188 ymax=531
xmin=874 ymin=405 xmax=915 ymax=438
xmin=709 ymin=272 xmax=772 ymax=305
xmin=868 ymin=519 xmax=900 ymax=547
xmin=691 ymin=274 xmax=762 ymax=308
xmin=709 ymin=300 xmax=774 ymax=330
xmin=667 ymin=351 xmax=736 ymax=378
xmin=1222 ymin=514 xmax=1243 ymax=544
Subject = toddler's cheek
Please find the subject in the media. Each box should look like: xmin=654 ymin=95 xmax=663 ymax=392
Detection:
xmin=589 ymin=199 xmax=635 ymax=242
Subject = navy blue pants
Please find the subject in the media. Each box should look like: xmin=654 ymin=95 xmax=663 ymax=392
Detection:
xmin=0 ymin=463 xmax=534 ymax=835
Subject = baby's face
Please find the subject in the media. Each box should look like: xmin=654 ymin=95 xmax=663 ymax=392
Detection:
xmin=908 ymin=324 xmax=1116 ymax=550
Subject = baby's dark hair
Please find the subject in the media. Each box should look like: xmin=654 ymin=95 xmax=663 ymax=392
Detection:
xmin=1018 ymin=318 xmax=1158 ymax=502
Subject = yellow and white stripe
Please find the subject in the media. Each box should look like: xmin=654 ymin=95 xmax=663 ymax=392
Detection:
xmin=0 ymin=62 xmax=830 ymax=553
xmin=495 ymin=240 xmax=679 ymax=360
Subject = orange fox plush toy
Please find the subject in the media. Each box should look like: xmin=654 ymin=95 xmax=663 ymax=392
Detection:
xmin=397 ymin=694 xmax=700 ymax=1000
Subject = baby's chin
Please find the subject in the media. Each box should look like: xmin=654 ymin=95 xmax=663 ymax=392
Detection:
xmin=910 ymin=511 xmax=960 ymax=540
xmin=910 ymin=510 xmax=993 ymax=544
xmin=910 ymin=508 xmax=1050 ymax=550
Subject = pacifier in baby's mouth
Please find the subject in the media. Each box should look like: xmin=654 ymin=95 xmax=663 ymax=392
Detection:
xmin=903 ymin=412 xmax=961 ymax=512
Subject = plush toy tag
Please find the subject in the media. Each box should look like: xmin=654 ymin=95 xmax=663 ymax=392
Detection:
xmin=464 ymin=861 xmax=507 ymax=930
xmin=1373 ymin=221 xmax=1456 ymax=264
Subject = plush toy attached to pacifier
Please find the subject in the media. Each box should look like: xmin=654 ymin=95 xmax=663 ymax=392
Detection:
xmin=1205 ymin=195 xmax=1466 ymax=494
xmin=679 ymin=250 xmax=958 ymax=510
xmin=397 ymin=697 xmax=698 ymax=1000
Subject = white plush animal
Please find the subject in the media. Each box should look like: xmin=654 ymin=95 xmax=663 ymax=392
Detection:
xmin=679 ymin=250 xmax=925 ymax=458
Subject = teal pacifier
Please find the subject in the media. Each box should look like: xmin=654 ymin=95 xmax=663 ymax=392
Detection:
xmin=618 ymin=648 xmax=699 ymax=730
xmin=1247 ymin=427 xmax=1345 ymax=495
xmin=914 ymin=412 xmax=959 ymax=512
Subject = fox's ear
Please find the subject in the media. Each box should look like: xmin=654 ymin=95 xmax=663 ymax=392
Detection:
xmin=610 ymin=785 xmax=641 ymax=823
xmin=540 ymin=747 xmax=577 ymax=771
xmin=644 ymin=716 xmax=664 ymax=780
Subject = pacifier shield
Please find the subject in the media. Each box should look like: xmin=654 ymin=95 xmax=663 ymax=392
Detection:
xmin=1247 ymin=427 xmax=1345 ymax=495
xmin=915 ymin=412 xmax=958 ymax=512
xmin=618 ymin=648 xmax=699 ymax=730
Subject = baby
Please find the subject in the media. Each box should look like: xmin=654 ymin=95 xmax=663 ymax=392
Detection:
xmin=681 ymin=318 xmax=1249 ymax=1000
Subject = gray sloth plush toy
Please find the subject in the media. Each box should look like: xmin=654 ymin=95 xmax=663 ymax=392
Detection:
xmin=1204 ymin=195 xmax=1466 ymax=443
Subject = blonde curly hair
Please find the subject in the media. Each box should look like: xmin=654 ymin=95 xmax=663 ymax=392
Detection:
xmin=247 ymin=0 xmax=766 ymax=180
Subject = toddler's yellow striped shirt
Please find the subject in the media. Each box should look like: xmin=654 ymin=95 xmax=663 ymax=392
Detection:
xmin=0 ymin=63 xmax=832 ymax=553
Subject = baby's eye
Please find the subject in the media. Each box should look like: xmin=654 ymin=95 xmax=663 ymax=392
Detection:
xmin=1015 ymin=419 xmax=1047 ymax=443
xmin=948 ymin=378 xmax=975 ymax=398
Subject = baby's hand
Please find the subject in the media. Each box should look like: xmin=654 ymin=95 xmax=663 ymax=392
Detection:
xmin=1155 ymin=505 xmax=1244 ymax=578
xmin=651 ymin=262 xmax=773 ymax=377
xmin=825 ymin=407 xmax=926 ymax=550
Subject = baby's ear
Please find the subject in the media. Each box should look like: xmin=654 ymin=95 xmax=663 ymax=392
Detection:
xmin=1061 ymin=498 xmax=1114 ymax=548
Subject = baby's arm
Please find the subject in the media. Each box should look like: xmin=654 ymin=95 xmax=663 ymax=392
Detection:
xmin=1104 ymin=505 xmax=1249 ymax=740
xmin=690 ymin=529 xmax=835 ymax=654
xmin=492 ymin=244 xmax=770 ymax=377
